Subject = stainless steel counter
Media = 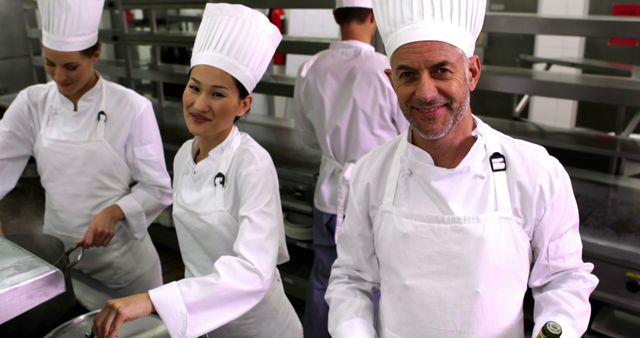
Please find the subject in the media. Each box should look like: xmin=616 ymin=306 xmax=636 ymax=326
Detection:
xmin=0 ymin=237 xmax=65 ymax=324
xmin=574 ymin=176 xmax=640 ymax=270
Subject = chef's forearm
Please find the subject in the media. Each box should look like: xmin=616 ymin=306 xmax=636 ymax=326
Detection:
xmin=105 ymin=204 xmax=125 ymax=223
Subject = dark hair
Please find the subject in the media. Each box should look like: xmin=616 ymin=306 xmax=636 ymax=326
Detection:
xmin=233 ymin=77 xmax=249 ymax=100
xmin=232 ymin=77 xmax=250 ymax=122
xmin=80 ymin=41 xmax=101 ymax=57
xmin=186 ymin=68 xmax=251 ymax=122
xmin=333 ymin=7 xmax=373 ymax=25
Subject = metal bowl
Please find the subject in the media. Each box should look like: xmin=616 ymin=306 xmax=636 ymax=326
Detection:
xmin=44 ymin=309 xmax=170 ymax=338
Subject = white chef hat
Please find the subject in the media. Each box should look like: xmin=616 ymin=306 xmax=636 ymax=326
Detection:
xmin=191 ymin=3 xmax=282 ymax=93
xmin=38 ymin=0 xmax=105 ymax=52
xmin=372 ymin=0 xmax=486 ymax=57
xmin=336 ymin=0 xmax=373 ymax=9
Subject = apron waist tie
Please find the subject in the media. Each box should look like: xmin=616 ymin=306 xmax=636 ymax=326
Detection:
xmin=322 ymin=155 xmax=355 ymax=242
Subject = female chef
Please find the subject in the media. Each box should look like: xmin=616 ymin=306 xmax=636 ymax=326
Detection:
xmin=92 ymin=3 xmax=302 ymax=338
xmin=0 ymin=0 xmax=172 ymax=308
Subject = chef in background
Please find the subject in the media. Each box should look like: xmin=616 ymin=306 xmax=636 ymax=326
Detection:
xmin=292 ymin=1 xmax=407 ymax=336
xmin=92 ymin=3 xmax=302 ymax=338
xmin=326 ymin=0 xmax=599 ymax=337
xmin=0 ymin=0 xmax=171 ymax=309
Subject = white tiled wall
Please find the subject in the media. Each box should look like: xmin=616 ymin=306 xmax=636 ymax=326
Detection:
xmin=529 ymin=0 xmax=590 ymax=128
xmin=286 ymin=9 xmax=340 ymax=77
xmin=255 ymin=10 xmax=340 ymax=118
xmin=279 ymin=10 xmax=340 ymax=119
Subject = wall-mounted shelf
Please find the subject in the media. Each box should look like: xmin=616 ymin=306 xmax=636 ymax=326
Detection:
xmin=478 ymin=65 xmax=640 ymax=108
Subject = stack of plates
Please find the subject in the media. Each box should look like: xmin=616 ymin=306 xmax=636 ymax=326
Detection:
xmin=283 ymin=211 xmax=313 ymax=241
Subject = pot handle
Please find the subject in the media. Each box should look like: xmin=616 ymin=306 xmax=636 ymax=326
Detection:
xmin=65 ymin=244 xmax=84 ymax=271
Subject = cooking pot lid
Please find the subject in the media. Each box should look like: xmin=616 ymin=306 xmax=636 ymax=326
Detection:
xmin=44 ymin=310 xmax=170 ymax=338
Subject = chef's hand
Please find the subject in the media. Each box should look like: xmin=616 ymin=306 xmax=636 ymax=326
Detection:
xmin=93 ymin=293 xmax=155 ymax=338
xmin=77 ymin=205 xmax=124 ymax=248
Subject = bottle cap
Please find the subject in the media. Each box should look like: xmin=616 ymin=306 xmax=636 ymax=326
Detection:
xmin=543 ymin=321 xmax=562 ymax=336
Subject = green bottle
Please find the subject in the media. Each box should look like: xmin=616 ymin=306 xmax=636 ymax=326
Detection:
xmin=536 ymin=321 xmax=562 ymax=338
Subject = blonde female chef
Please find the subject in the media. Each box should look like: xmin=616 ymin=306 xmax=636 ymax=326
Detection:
xmin=93 ymin=3 xmax=302 ymax=338
xmin=0 ymin=0 xmax=171 ymax=308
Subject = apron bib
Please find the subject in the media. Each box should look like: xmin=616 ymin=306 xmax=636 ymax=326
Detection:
xmin=173 ymin=134 xmax=300 ymax=338
xmin=374 ymin=124 xmax=531 ymax=338
xmin=34 ymin=82 xmax=158 ymax=289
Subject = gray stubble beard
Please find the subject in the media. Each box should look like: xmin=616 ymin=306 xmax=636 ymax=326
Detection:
xmin=405 ymin=82 xmax=470 ymax=141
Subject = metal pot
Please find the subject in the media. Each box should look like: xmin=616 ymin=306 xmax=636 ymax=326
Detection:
xmin=0 ymin=232 xmax=84 ymax=338
xmin=44 ymin=310 xmax=170 ymax=338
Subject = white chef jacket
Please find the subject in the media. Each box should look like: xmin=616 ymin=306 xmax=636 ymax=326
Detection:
xmin=326 ymin=116 xmax=598 ymax=338
xmin=149 ymin=128 xmax=294 ymax=337
xmin=293 ymin=40 xmax=408 ymax=214
xmin=0 ymin=78 xmax=172 ymax=239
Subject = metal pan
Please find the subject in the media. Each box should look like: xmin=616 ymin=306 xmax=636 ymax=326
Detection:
xmin=44 ymin=309 xmax=170 ymax=338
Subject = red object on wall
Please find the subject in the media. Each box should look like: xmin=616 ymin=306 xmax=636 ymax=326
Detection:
xmin=125 ymin=9 xmax=134 ymax=27
xmin=270 ymin=8 xmax=286 ymax=65
xmin=609 ymin=4 xmax=640 ymax=47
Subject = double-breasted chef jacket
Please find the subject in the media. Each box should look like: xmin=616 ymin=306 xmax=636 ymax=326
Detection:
xmin=326 ymin=116 xmax=598 ymax=338
xmin=149 ymin=127 xmax=301 ymax=338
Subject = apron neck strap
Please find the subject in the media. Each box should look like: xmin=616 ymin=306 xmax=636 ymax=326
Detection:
xmin=94 ymin=79 xmax=107 ymax=140
xmin=214 ymin=128 xmax=242 ymax=209
xmin=382 ymin=122 xmax=513 ymax=214
xmin=476 ymin=120 xmax=512 ymax=213
xmin=382 ymin=131 xmax=408 ymax=205
xmin=40 ymin=86 xmax=58 ymax=135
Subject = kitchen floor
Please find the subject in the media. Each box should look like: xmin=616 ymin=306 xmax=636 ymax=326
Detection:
xmin=0 ymin=177 xmax=44 ymax=235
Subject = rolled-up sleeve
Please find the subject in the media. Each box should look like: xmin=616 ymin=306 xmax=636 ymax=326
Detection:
xmin=0 ymin=90 xmax=37 ymax=200
xmin=529 ymin=160 xmax=599 ymax=338
xmin=118 ymin=98 xmax=172 ymax=239
xmin=326 ymin=172 xmax=379 ymax=338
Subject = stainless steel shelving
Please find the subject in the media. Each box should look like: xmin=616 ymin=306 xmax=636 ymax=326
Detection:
xmin=479 ymin=65 xmax=640 ymax=107
xmin=15 ymin=0 xmax=640 ymax=314
xmin=28 ymin=28 xmax=334 ymax=55
xmin=484 ymin=12 xmax=640 ymax=39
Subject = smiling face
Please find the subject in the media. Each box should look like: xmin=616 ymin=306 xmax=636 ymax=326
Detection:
xmin=43 ymin=46 xmax=100 ymax=104
xmin=182 ymin=65 xmax=252 ymax=146
xmin=386 ymin=41 xmax=480 ymax=142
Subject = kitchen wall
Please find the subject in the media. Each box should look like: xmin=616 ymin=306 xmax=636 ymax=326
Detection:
xmin=0 ymin=0 xmax=35 ymax=95
xmin=578 ymin=0 xmax=640 ymax=133
xmin=528 ymin=0 xmax=590 ymax=128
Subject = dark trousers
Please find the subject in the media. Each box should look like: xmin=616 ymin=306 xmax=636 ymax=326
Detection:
xmin=304 ymin=209 xmax=337 ymax=338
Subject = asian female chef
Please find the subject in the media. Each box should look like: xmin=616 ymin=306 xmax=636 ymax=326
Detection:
xmin=92 ymin=3 xmax=302 ymax=338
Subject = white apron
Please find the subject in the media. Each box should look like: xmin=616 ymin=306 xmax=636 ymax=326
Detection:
xmin=373 ymin=125 xmax=531 ymax=338
xmin=320 ymin=155 xmax=355 ymax=241
xmin=33 ymin=83 xmax=160 ymax=290
xmin=173 ymin=135 xmax=301 ymax=338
